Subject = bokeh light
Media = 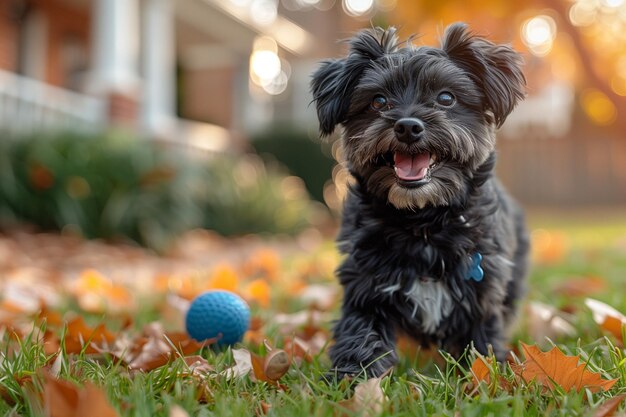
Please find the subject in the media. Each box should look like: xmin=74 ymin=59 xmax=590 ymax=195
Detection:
xmin=569 ymin=2 xmax=598 ymax=26
xmin=521 ymin=15 xmax=557 ymax=56
xmin=342 ymin=0 xmax=374 ymax=16
xmin=601 ymin=0 xmax=624 ymax=8
xmin=250 ymin=50 xmax=281 ymax=81
xmin=250 ymin=0 xmax=278 ymax=25
xmin=249 ymin=36 xmax=291 ymax=96
xmin=610 ymin=76 xmax=626 ymax=96
xmin=581 ymin=89 xmax=617 ymax=125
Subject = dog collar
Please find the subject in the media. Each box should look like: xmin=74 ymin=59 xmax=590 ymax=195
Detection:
xmin=466 ymin=252 xmax=484 ymax=282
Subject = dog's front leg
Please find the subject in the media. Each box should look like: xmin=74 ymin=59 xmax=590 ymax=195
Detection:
xmin=327 ymin=307 xmax=398 ymax=379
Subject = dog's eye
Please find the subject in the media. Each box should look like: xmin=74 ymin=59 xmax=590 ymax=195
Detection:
xmin=436 ymin=92 xmax=455 ymax=107
xmin=371 ymin=95 xmax=388 ymax=111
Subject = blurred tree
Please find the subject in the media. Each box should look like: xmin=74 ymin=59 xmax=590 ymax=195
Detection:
xmin=389 ymin=0 xmax=626 ymax=133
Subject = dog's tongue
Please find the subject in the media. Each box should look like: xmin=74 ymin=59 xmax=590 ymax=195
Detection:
xmin=394 ymin=152 xmax=431 ymax=181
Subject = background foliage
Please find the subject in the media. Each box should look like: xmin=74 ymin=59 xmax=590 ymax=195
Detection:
xmin=0 ymin=132 xmax=323 ymax=250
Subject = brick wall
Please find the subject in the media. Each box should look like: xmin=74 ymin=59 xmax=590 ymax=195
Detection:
xmin=36 ymin=0 xmax=91 ymax=87
xmin=0 ymin=5 xmax=18 ymax=71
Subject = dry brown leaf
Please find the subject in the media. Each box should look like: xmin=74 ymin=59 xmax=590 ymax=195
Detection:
xmin=251 ymin=349 xmax=290 ymax=383
xmin=512 ymin=343 xmax=617 ymax=393
xmin=586 ymin=298 xmax=626 ymax=344
xmin=0 ymin=374 xmax=32 ymax=407
xmin=182 ymin=355 xmax=215 ymax=376
xmin=43 ymin=373 xmax=119 ymax=417
xmin=337 ymin=377 xmax=385 ymax=417
xmin=221 ymin=348 xmax=254 ymax=380
xmin=127 ymin=332 xmax=207 ymax=372
xmin=283 ymin=336 xmax=314 ymax=363
xmin=593 ymin=394 xmax=626 ymax=417
xmin=63 ymin=317 xmax=116 ymax=354
xmin=101 ymin=323 xmax=209 ymax=372
xmin=263 ymin=349 xmax=290 ymax=381
xmin=554 ymin=276 xmax=607 ymax=298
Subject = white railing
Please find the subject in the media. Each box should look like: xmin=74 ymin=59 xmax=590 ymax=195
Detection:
xmin=0 ymin=69 xmax=106 ymax=135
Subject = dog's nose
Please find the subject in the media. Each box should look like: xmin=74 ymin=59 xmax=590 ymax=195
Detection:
xmin=394 ymin=118 xmax=424 ymax=143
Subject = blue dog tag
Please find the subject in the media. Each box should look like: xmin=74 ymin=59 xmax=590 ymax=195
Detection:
xmin=466 ymin=252 xmax=484 ymax=282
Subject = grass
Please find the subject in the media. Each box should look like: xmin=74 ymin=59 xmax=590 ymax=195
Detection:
xmin=1 ymin=215 xmax=626 ymax=416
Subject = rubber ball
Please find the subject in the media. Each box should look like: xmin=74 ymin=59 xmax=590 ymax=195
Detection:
xmin=185 ymin=290 xmax=250 ymax=346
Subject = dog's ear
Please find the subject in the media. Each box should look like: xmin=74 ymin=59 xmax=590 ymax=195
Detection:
xmin=311 ymin=27 xmax=399 ymax=136
xmin=442 ymin=23 xmax=525 ymax=127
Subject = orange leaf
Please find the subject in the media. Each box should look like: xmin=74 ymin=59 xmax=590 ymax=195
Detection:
xmin=243 ymin=249 xmax=280 ymax=281
xmin=258 ymin=400 xmax=272 ymax=415
xmin=512 ymin=343 xmax=617 ymax=393
xmin=206 ymin=264 xmax=239 ymax=293
xmin=602 ymin=316 xmax=625 ymax=342
xmin=244 ymin=279 xmax=271 ymax=307
xmin=470 ymin=356 xmax=492 ymax=385
xmin=586 ymin=298 xmax=626 ymax=345
xmin=43 ymin=373 xmax=119 ymax=417
xmin=63 ymin=317 xmax=116 ymax=354
xmin=554 ymin=276 xmax=607 ymax=298
xmin=592 ymin=394 xmax=626 ymax=417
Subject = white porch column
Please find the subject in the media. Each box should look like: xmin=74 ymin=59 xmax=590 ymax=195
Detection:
xmin=89 ymin=0 xmax=141 ymax=126
xmin=141 ymin=0 xmax=176 ymax=137
xmin=90 ymin=0 xmax=140 ymax=93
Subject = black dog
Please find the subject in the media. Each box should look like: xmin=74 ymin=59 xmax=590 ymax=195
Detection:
xmin=311 ymin=23 xmax=529 ymax=378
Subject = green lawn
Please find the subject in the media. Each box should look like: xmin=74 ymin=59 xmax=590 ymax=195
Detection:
xmin=1 ymin=214 xmax=626 ymax=416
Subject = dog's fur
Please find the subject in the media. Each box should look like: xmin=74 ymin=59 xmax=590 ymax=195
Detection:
xmin=311 ymin=23 xmax=529 ymax=378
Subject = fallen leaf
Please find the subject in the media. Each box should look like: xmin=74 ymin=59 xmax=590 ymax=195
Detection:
xmin=554 ymin=276 xmax=607 ymax=298
xmin=244 ymin=279 xmax=271 ymax=307
xmin=512 ymin=343 xmax=617 ymax=393
xmin=593 ymin=394 xmax=626 ymax=417
xmin=526 ymin=301 xmax=577 ymax=342
xmin=258 ymin=400 xmax=272 ymax=416
xmin=243 ymin=248 xmax=280 ymax=281
xmin=337 ymin=377 xmax=385 ymax=417
xmin=101 ymin=322 xmax=208 ymax=372
xmin=43 ymin=373 xmax=119 ymax=417
xmin=63 ymin=316 xmax=116 ymax=354
xmin=221 ymin=348 xmax=253 ymax=380
xmin=531 ymin=229 xmax=567 ymax=264
xmin=263 ymin=349 xmax=291 ymax=381
xmin=469 ymin=356 xmax=492 ymax=385
xmin=586 ymin=298 xmax=626 ymax=344
xmin=283 ymin=336 xmax=314 ymax=363
xmin=182 ymin=355 xmax=215 ymax=376
xmin=250 ymin=348 xmax=290 ymax=383
xmin=205 ymin=264 xmax=240 ymax=293
xmin=127 ymin=332 xmax=207 ymax=371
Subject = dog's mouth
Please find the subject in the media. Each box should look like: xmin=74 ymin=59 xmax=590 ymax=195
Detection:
xmin=378 ymin=151 xmax=438 ymax=186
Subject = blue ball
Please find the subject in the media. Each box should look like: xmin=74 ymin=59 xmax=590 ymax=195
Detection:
xmin=185 ymin=290 xmax=250 ymax=346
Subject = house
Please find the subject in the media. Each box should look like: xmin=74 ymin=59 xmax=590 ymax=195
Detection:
xmin=0 ymin=0 xmax=365 ymax=150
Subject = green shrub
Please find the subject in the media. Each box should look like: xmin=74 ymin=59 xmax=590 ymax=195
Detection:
xmin=250 ymin=124 xmax=336 ymax=203
xmin=0 ymin=132 xmax=322 ymax=250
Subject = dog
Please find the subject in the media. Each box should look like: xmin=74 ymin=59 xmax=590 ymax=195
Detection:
xmin=310 ymin=23 xmax=529 ymax=379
